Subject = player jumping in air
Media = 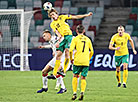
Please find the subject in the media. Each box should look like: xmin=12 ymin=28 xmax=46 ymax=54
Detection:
xmin=109 ymin=25 xmax=137 ymax=88
xmin=47 ymin=8 xmax=93 ymax=78
xmin=70 ymin=25 xmax=94 ymax=100
xmin=37 ymin=30 xmax=70 ymax=94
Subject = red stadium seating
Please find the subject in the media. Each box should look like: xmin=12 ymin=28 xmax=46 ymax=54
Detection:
xmin=88 ymin=26 xmax=96 ymax=36
xmin=34 ymin=13 xmax=43 ymax=20
xmin=129 ymin=14 xmax=137 ymax=21
xmin=54 ymin=1 xmax=63 ymax=8
xmin=38 ymin=37 xmax=45 ymax=43
xmin=71 ymin=25 xmax=77 ymax=31
xmin=73 ymin=20 xmax=82 ymax=25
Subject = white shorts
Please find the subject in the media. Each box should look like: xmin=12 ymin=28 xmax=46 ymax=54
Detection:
xmin=47 ymin=54 xmax=71 ymax=71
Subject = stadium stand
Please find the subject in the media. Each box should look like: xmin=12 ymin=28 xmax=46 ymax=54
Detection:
xmin=0 ymin=0 xmax=138 ymax=49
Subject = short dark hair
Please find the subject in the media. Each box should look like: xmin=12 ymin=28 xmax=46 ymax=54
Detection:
xmin=48 ymin=8 xmax=58 ymax=17
xmin=76 ymin=24 xmax=85 ymax=33
xmin=43 ymin=30 xmax=51 ymax=34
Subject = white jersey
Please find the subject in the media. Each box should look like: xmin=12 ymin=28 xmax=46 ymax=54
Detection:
xmin=49 ymin=35 xmax=57 ymax=56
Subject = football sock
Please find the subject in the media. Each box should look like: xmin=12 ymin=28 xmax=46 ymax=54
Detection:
xmin=53 ymin=60 xmax=60 ymax=76
xmin=81 ymin=79 xmax=86 ymax=93
xmin=63 ymin=58 xmax=69 ymax=73
xmin=72 ymin=77 xmax=78 ymax=93
xmin=60 ymin=76 xmax=65 ymax=89
xmin=42 ymin=73 xmax=48 ymax=88
xmin=123 ymin=69 xmax=128 ymax=84
xmin=56 ymin=77 xmax=60 ymax=87
xmin=116 ymin=71 xmax=121 ymax=83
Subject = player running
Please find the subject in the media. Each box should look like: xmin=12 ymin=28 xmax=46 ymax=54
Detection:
xmin=37 ymin=30 xmax=70 ymax=94
xmin=70 ymin=25 xmax=94 ymax=100
xmin=47 ymin=8 xmax=93 ymax=77
xmin=109 ymin=25 xmax=137 ymax=88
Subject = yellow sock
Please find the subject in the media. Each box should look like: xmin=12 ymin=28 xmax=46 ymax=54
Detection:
xmin=63 ymin=58 xmax=69 ymax=73
xmin=81 ymin=79 xmax=86 ymax=93
xmin=53 ymin=60 xmax=60 ymax=76
xmin=116 ymin=71 xmax=121 ymax=83
xmin=123 ymin=69 xmax=128 ymax=84
xmin=72 ymin=77 xmax=78 ymax=93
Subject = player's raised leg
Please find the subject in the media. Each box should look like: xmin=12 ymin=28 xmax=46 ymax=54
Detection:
xmin=37 ymin=65 xmax=53 ymax=93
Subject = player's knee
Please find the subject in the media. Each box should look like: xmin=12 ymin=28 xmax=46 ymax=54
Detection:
xmin=123 ymin=63 xmax=128 ymax=70
xmin=116 ymin=67 xmax=120 ymax=71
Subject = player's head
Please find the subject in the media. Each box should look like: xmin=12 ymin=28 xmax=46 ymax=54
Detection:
xmin=48 ymin=8 xmax=59 ymax=20
xmin=117 ymin=25 xmax=125 ymax=36
xmin=76 ymin=24 xmax=85 ymax=35
xmin=43 ymin=30 xmax=51 ymax=41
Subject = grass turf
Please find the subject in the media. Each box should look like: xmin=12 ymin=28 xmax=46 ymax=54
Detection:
xmin=0 ymin=71 xmax=138 ymax=102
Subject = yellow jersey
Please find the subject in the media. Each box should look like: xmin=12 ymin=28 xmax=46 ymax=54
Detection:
xmin=50 ymin=15 xmax=72 ymax=37
xmin=110 ymin=32 xmax=131 ymax=56
xmin=69 ymin=34 xmax=94 ymax=66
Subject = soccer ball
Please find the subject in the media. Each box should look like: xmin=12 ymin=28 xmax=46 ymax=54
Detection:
xmin=43 ymin=2 xmax=52 ymax=11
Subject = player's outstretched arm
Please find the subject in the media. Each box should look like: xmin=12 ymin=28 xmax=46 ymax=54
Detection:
xmin=129 ymin=38 xmax=137 ymax=55
xmin=71 ymin=12 xmax=93 ymax=19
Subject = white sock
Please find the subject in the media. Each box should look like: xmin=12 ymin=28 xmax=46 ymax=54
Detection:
xmin=56 ymin=77 xmax=60 ymax=87
xmin=77 ymin=77 xmax=80 ymax=88
xmin=59 ymin=76 xmax=65 ymax=89
xmin=42 ymin=76 xmax=48 ymax=88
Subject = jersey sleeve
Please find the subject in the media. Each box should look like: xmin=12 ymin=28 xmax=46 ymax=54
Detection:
xmin=69 ymin=38 xmax=76 ymax=60
xmin=89 ymin=39 xmax=94 ymax=60
xmin=110 ymin=36 xmax=115 ymax=45
xmin=62 ymin=15 xmax=72 ymax=20
xmin=127 ymin=33 xmax=131 ymax=40
xmin=50 ymin=22 xmax=56 ymax=32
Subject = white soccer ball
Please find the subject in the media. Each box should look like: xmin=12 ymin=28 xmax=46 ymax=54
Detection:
xmin=43 ymin=2 xmax=52 ymax=11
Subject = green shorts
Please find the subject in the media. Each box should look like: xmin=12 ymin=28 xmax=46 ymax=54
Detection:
xmin=115 ymin=54 xmax=129 ymax=67
xmin=56 ymin=35 xmax=72 ymax=52
xmin=73 ymin=65 xmax=89 ymax=77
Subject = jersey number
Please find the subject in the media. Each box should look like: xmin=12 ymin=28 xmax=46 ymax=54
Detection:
xmin=56 ymin=23 xmax=60 ymax=28
xmin=82 ymin=41 xmax=86 ymax=52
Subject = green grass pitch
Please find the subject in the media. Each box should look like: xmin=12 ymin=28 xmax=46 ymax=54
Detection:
xmin=0 ymin=71 xmax=138 ymax=102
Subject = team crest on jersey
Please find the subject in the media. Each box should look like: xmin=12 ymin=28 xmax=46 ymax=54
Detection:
xmin=125 ymin=37 xmax=127 ymax=39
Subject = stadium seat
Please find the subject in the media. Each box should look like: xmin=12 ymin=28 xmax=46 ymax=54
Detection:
xmin=88 ymin=26 xmax=96 ymax=36
xmin=54 ymin=7 xmax=61 ymax=13
xmin=87 ymin=7 xmax=95 ymax=13
xmin=33 ymin=1 xmax=42 ymax=8
xmin=38 ymin=37 xmax=45 ymax=43
xmin=132 ymin=36 xmax=138 ymax=43
xmin=8 ymin=0 xmax=16 ymax=8
xmin=68 ymin=20 xmax=73 ymax=27
xmin=44 ymin=20 xmax=51 ymax=29
xmin=0 ymin=1 xmax=8 ymax=9
xmin=35 ymin=20 xmax=43 ymax=26
xmin=16 ymin=0 xmax=24 ymax=9
xmin=70 ymin=7 xmax=78 ymax=14
xmin=62 ymin=1 xmax=71 ymax=7
xmin=54 ymin=1 xmax=63 ymax=8
xmin=30 ymin=37 xmax=39 ymax=43
xmin=28 ymin=42 xmax=34 ymax=49
xmin=131 ymin=7 xmax=138 ymax=14
xmin=129 ymin=14 xmax=137 ymax=21
xmin=34 ymin=13 xmax=43 ymax=21
xmin=134 ymin=23 xmax=138 ymax=31
xmin=73 ymin=20 xmax=82 ymax=25
xmin=25 ymin=7 xmax=33 ymax=11
xmin=78 ymin=7 xmax=87 ymax=14
xmin=86 ymin=31 xmax=95 ymax=42
xmin=96 ymin=7 xmax=104 ymax=13
xmin=29 ymin=31 xmax=39 ymax=37
xmin=131 ymin=31 xmax=138 ymax=37
xmin=61 ymin=7 xmax=69 ymax=14
xmin=127 ymin=19 xmax=136 ymax=26
xmin=71 ymin=25 xmax=77 ymax=31
xmin=32 ymin=42 xmax=42 ymax=48
xmin=24 ymin=0 xmax=33 ymax=7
